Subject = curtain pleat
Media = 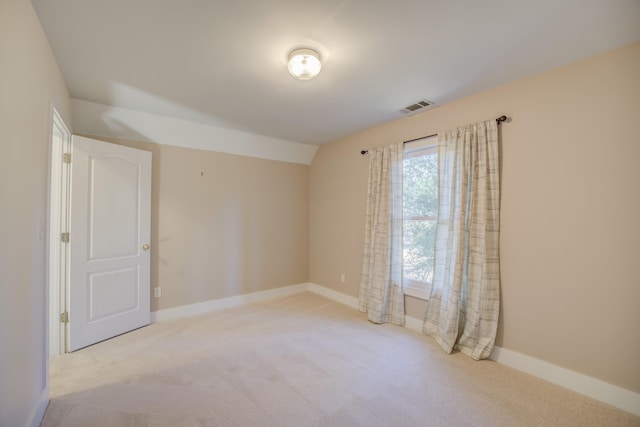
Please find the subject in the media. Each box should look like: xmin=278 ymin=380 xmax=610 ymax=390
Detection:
xmin=423 ymin=120 xmax=500 ymax=360
xmin=358 ymin=143 xmax=405 ymax=325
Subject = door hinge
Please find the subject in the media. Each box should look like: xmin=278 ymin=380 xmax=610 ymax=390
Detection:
xmin=63 ymin=153 xmax=72 ymax=163
xmin=60 ymin=312 xmax=69 ymax=323
xmin=61 ymin=232 xmax=70 ymax=243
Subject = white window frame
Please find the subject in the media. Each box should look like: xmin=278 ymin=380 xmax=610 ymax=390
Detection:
xmin=403 ymin=136 xmax=437 ymax=300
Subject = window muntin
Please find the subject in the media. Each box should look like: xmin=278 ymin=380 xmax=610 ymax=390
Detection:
xmin=403 ymin=140 xmax=437 ymax=299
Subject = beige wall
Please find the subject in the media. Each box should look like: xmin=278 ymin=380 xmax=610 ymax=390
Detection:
xmin=310 ymin=41 xmax=640 ymax=393
xmin=86 ymin=137 xmax=310 ymax=312
xmin=0 ymin=0 xmax=72 ymax=425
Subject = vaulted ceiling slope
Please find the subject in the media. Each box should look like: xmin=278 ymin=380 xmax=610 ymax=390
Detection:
xmin=33 ymin=0 xmax=640 ymax=146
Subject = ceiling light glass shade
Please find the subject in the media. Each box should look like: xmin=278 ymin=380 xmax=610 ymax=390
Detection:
xmin=287 ymin=48 xmax=322 ymax=80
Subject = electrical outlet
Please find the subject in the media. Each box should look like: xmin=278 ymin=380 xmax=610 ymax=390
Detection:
xmin=154 ymin=287 xmax=161 ymax=298
xmin=340 ymin=274 xmax=346 ymax=283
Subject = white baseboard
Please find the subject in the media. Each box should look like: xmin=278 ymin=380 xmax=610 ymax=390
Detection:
xmin=27 ymin=387 xmax=49 ymax=427
xmin=489 ymin=346 xmax=640 ymax=417
xmin=404 ymin=314 xmax=423 ymax=333
xmin=149 ymin=282 xmax=640 ymax=417
xmin=312 ymin=284 xmax=640 ymax=418
xmin=308 ymin=283 xmax=358 ymax=309
xmin=151 ymin=283 xmax=309 ymax=323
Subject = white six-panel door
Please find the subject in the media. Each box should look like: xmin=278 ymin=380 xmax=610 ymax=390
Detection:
xmin=68 ymin=136 xmax=151 ymax=351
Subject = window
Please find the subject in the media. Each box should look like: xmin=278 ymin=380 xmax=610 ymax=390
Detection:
xmin=403 ymin=138 xmax=437 ymax=299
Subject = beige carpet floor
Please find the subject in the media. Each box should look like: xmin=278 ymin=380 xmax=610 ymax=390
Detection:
xmin=42 ymin=292 xmax=639 ymax=427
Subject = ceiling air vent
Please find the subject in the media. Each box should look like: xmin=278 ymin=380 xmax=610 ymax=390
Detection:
xmin=401 ymin=99 xmax=437 ymax=114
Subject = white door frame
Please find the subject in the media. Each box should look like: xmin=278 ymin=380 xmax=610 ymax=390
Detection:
xmin=48 ymin=108 xmax=71 ymax=356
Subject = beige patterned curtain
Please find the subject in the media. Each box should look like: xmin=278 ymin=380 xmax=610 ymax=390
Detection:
xmin=358 ymin=143 xmax=405 ymax=325
xmin=423 ymin=120 xmax=500 ymax=360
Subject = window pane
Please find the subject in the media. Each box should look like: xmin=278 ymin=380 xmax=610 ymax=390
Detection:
xmin=403 ymin=152 xmax=437 ymax=218
xmin=403 ymin=219 xmax=436 ymax=284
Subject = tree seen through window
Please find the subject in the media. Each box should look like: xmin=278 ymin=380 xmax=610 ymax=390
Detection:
xmin=403 ymin=146 xmax=437 ymax=287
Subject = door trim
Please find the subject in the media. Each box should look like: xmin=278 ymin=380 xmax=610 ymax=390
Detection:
xmin=48 ymin=108 xmax=71 ymax=356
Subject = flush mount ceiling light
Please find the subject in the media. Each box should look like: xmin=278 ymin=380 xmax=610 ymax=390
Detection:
xmin=287 ymin=48 xmax=322 ymax=80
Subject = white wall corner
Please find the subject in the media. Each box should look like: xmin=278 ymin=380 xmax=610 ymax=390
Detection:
xmin=71 ymin=99 xmax=318 ymax=165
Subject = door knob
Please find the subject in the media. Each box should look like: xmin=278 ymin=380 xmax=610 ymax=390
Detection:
xmin=142 ymin=244 xmax=150 ymax=251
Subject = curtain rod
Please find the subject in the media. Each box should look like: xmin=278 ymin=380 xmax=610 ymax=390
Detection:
xmin=360 ymin=115 xmax=508 ymax=155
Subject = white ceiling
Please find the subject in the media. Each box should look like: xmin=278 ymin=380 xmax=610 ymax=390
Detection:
xmin=33 ymin=0 xmax=640 ymax=146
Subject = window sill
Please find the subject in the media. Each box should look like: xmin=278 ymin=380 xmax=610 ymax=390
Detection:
xmin=404 ymin=285 xmax=430 ymax=300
